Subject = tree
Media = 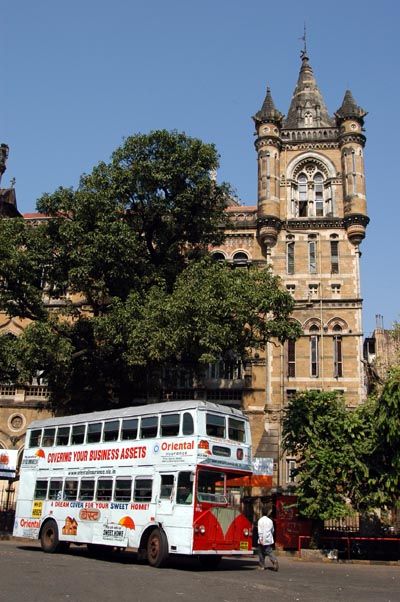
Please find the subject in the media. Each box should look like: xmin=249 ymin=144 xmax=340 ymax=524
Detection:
xmin=282 ymin=391 xmax=372 ymax=526
xmin=365 ymin=367 xmax=400 ymax=510
xmin=0 ymin=130 xmax=300 ymax=413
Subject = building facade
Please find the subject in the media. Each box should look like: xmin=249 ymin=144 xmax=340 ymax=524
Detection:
xmin=0 ymin=49 xmax=369 ymax=500
xmin=213 ymin=49 xmax=369 ymax=490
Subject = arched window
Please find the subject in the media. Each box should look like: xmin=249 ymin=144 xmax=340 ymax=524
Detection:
xmin=314 ymin=172 xmax=324 ymax=216
xmin=232 ymin=252 xmax=249 ymax=267
xmin=211 ymin=252 xmax=226 ymax=262
xmin=309 ymin=324 xmax=320 ymax=377
xmin=298 ymin=174 xmax=308 ymax=216
xmin=291 ymin=165 xmax=332 ymax=218
xmin=333 ymin=324 xmax=343 ymax=378
xmin=304 ymin=111 xmax=313 ymax=126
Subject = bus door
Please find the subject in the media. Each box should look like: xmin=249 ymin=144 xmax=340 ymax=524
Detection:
xmin=156 ymin=473 xmax=175 ymax=518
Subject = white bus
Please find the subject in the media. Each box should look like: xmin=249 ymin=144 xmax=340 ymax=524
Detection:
xmin=13 ymin=400 xmax=253 ymax=568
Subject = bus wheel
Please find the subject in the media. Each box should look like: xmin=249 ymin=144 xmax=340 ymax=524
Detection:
xmin=199 ymin=555 xmax=222 ymax=570
xmin=40 ymin=519 xmax=61 ymax=553
xmin=147 ymin=528 xmax=168 ymax=568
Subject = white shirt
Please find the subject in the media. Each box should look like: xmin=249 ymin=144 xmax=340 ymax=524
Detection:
xmin=258 ymin=515 xmax=274 ymax=546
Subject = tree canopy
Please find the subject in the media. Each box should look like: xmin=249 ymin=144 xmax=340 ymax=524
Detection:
xmin=282 ymin=372 xmax=400 ymax=523
xmin=0 ymin=130 xmax=301 ymax=414
xmin=282 ymin=391 xmax=372 ymax=521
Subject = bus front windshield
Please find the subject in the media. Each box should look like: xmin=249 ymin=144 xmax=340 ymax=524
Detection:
xmin=196 ymin=469 xmax=239 ymax=504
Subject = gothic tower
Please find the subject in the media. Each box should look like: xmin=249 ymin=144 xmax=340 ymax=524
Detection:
xmin=251 ymin=48 xmax=368 ymax=487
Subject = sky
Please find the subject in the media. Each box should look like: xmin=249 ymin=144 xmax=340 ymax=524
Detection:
xmin=2 ymin=0 xmax=399 ymax=336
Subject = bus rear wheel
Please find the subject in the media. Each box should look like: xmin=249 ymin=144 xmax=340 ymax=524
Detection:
xmin=147 ymin=528 xmax=168 ymax=568
xmin=40 ymin=519 xmax=62 ymax=553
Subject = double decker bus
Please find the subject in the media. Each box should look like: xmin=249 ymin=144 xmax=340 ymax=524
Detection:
xmin=13 ymin=400 xmax=253 ymax=568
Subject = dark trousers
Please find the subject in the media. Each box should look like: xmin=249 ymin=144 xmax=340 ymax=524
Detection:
xmin=258 ymin=543 xmax=277 ymax=567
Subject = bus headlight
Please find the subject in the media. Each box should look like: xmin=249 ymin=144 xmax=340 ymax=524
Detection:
xmin=243 ymin=528 xmax=250 ymax=537
xmin=195 ymin=525 xmax=206 ymax=535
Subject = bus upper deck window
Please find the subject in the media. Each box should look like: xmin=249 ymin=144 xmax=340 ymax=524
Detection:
xmin=228 ymin=417 xmax=246 ymax=442
xmin=87 ymin=422 xmax=102 ymax=444
xmin=29 ymin=429 xmax=42 ymax=448
xmin=206 ymin=413 xmax=225 ymax=438
xmin=140 ymin=416 xmax=158 ymax=439
xmin=71 ymin=424 xmax=85 ymax=445
xmin=56 ymin=426 xmax=70 ymax=446
xmin=160 ymin=414 xmax=180 ymax=437
xmin=42 ymin=427 xmax=56 ymax=447
xmin=121 ymin=418 xmax=138 ymax=440
xmin=103 ymin=420 xmax=120 ymax=442
xmin=182 ymin=412 xmax=194 ymax=435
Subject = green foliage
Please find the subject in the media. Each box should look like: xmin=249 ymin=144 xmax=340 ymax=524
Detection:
xmin=365 ymin=367 xmax=400 ymax=507
xmin=282 ymin=391 xmax=372 ymax=520
xmin=0 ymin=130 xmax=299 ymax=413
xmin=97 ymin=259 xmax=302 ymax=370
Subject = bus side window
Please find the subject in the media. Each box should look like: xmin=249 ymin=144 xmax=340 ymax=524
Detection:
xmin=134 ymin=478 xmax=152 ymax=502
xmin=160 ymin=413 xmax=179 ymax=437
xmin=140 ymin=416 xmax=158 ymax=439
xmin=42 ymin=427 xmax=56 ymax=447
xmin=228 ymin=417 xmax=246 ymax=442
xmin=206 ymin=413 xmax=225 ymax=438
xmin=87 ymin=422 xmax=102 ymax=444
xmin=79 ymin=479 xmax=95 ymax=501
xmin=56 ymin=426 xmax=70 ymax=446
xmin=121 ymin=418 xmax=138 ymax=441
xmin=103 ymin=420 xmax=120 ymax=442
xmin=29 ymin=429 xmax=42 ymax=448
xmin=64 ymin=480 xmax=78 ymax=501
xmin=177 ymin=472 xmax=193 ymax=504
xmin=71 ymin=424 xmax=86 ymax=445
xmin=182 ymin=412 xmax=194 ymax=435
xmin=96 ymin=478 xmax=113 ymax=501
xmin=114 ymin=478 xmax=132 ymax=502
xmin=159 ymin=474 xmax=174 ymax=499
xmin=49 ymin=479 xmax=63 ymax=500
xmin=34 ymin=479 xmax=48 ymax=499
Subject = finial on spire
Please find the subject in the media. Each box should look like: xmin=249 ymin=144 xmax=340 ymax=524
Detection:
xmin=300 ymin=23 xmax=307 ymax=59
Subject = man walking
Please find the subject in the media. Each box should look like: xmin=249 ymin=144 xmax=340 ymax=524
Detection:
xmin=257 ymin=507 xmax=279 ymax=571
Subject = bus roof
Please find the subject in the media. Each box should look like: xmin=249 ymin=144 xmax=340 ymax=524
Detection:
xmin=27 ymin=400 xmax=247 ymax=429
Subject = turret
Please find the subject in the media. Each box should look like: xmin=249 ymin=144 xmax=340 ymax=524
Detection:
xmin=335 ymin=90 xmax=369 ymax=245
xmin=253 ymin=88 xmax=283 ymax=247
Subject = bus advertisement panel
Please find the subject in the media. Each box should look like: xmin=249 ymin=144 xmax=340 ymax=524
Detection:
xmin=13 ymin=400 xmax=253 ymax=568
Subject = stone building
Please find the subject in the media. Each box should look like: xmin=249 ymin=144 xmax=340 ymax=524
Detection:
xmin=213 ymin=48 xmax=369 ymax=490
xmin=0 ymin=48 xmax=369 ymax=500
xmin=363 ymin=314 xmax=400 ymax=392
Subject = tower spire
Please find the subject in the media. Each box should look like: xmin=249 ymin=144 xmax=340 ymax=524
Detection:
xmin=284 ymin=39 xmax=334 ymax=129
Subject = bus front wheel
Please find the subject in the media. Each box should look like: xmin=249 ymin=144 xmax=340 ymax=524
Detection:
xmin=147 ymin=528 xmax=168 ymax=568
xmin=40 ymin=519 xmax=62 ymax=553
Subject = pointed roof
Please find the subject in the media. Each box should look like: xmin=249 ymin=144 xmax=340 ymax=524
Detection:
xmin=283 ymin=50 xmax=335 ymax=129
xmin=253 ymin=87 xmax=283 ymax=126
xmin=335 ymin=89 xmax=367 ymax=124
